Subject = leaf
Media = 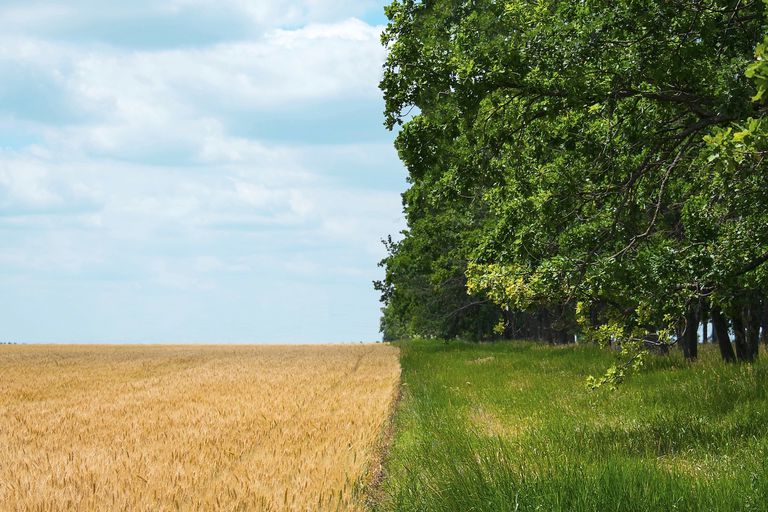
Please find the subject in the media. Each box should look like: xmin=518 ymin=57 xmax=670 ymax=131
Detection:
xmin=732 ymin=130 xmax=750 ymax=143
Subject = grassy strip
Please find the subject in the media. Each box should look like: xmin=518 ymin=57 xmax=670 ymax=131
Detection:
xmin=373 ymin=341 xmax=768 ymax=511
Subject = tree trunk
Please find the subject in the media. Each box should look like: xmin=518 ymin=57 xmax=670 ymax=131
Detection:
xmin=554 ymin=304 xmax=571 ymax=345
xmin=701 ymin=300 xmax=709 ymax=343
xmin=545 ymin=308 xmax=555 ymax=344
xmin=732 ymin=313 xmax=753 ymax=362
xmin=761 ymin=300 xmax=768 ymax=348
xmin=745 ymin=301 xmax=761 ymax=361
xmin=681 ymin=306 xmax=698 ymax=361
xmin=526 ymin=312 xmax=533 ymax=339
xmin=536 ymin=311 xmax=543 ymax=342
xmin=502 ymin=310 xmax=512 ymax=340
xmin=711 ymin=306 xmax=736 ymax=363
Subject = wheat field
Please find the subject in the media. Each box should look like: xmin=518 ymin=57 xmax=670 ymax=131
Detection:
xmin=0 ymin=344 xmax=400 ymax=511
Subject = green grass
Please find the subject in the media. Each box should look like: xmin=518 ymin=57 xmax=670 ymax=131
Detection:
xmin=374 ymin=341 xmax=768 ymax=511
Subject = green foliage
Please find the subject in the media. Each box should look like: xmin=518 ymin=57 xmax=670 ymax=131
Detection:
xmin=374 ymin=206 xmax=504 ymax=340
xmin=746 ymin=12 xmax=768 ymax=102
xmin=374 ymin=340 xmax=768 ymax=511
xmin=378 ymin=0 xmax=768 ymax=359
xmin=466 ymin=262 xmax=534 ymax=311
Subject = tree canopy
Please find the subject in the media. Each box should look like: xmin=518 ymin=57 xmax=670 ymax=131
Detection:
xmin=377 ymin=0 xmax=768 ymax=368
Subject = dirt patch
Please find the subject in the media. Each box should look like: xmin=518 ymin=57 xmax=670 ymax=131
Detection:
xmin=468 ymin=356 xmax=496 ymax=365
xmin=362 ymin=368 xmax=403 ymax=510
xmin=469 ymin=406 xmax=535 ymax=439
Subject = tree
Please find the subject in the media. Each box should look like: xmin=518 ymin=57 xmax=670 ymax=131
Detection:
xmin=378 ymin=0 xmax=768 ymax=364
xmin=374 ymin=196 xmax=503 ymax=341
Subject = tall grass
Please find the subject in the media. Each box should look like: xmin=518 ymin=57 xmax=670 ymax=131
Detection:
xmin=374 ymin=341 xmax=768 ymax=511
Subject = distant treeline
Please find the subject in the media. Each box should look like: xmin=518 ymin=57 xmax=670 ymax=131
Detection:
xmin=376 ymin=0 xmax=768 ymax=364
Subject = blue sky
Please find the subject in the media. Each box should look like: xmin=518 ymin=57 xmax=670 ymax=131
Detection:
xmin=0 ymin=1 xmax=405 ymax=343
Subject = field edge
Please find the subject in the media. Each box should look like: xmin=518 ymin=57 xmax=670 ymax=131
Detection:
xmin=361 ymin=345 xmax=403 ymax=510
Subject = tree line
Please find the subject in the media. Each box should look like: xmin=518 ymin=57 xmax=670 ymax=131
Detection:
xmin=375 ymin=0 xmax=768 ymax=366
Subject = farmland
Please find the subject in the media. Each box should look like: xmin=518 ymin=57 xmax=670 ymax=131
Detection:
xmin=0 ymin=344 xmax=400 ymax=511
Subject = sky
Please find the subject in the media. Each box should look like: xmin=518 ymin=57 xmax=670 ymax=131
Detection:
xmin=0 ymin=1 xmax=406 ymax=343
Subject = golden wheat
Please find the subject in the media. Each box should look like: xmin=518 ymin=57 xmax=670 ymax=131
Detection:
xmin=0 ymin=344 xmax=400 ymax=511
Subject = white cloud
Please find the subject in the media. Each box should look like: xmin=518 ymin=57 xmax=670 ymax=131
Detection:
xmin=0 ymin=3 xmax=405 ymax=343
xmin=0 ymin=18 xmax=385 ymax=160
xmin=68 ymin=17 xmax=384 ymax=109
xmin=0 ymin=1 xmax=385 ymax=47
xmin=169 ymin=0 xmax=383 ymax=29
xmin=0 ymin=150 xmax=403 ymax=271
